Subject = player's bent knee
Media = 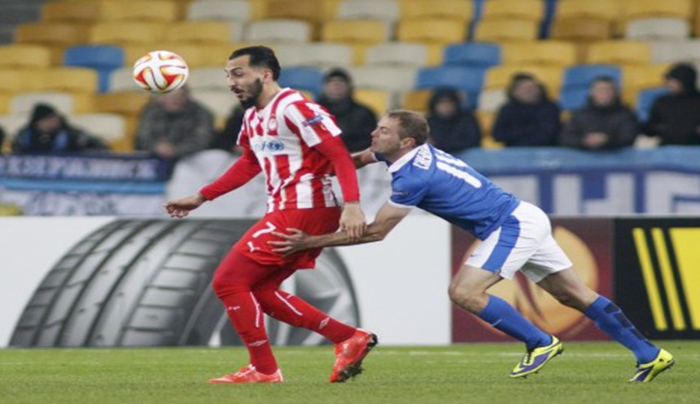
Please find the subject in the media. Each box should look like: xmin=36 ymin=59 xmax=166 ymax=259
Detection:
xmin=448 ymin=284 xmax=483 ymax=313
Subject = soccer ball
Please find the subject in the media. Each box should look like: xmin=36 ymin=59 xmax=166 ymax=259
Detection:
xmin=132 ymin=50 xmax=189 ymax=93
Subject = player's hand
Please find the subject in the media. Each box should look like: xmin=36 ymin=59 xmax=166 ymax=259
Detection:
xmin=269 ymin=228 xmax=309 ymax=256
xmin=164 ymin=193 xmax=206 ymax=218
xmin=340 ymin=202 xmax=366 ymax=242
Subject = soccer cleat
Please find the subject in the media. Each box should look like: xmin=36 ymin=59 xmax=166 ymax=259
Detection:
xmin=329 ymin=329 xmax=378 ymax=383
xmin=510 ymin=336 xmax=563 ymax=378
xmin=208 ymin=365 xmax=283 ymax=384
xmin=629 ymin=349 xmax=675 ymax=382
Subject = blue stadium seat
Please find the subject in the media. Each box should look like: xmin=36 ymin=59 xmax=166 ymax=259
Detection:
xmin=636 ymin=87 xmax=668 ymax=121
xmin=416 ymin=67 xmax=487 ymax=109
xmin=64 ymin=45 xmax=124 ymax=93
xmin=443 ymin=43 xmax=501 ymax=68
xmin=278 ymin=67 xmax=324 ymax=98
xmin=559 ymin=86 xmax=590 ymax=111
xmin=563 ymin=64 xmax=621 ymax=88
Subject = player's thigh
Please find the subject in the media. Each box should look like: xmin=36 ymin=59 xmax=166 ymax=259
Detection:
xmin=521 ymin=234 xmax=573 ymax=283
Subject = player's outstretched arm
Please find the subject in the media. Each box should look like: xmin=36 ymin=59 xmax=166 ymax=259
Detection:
xmin=269 ymin=202 xmax=411 ymax=255
xmin=164 ymin=193 xmax=206 ymax=218
xmin=351 ymin=149 xmax=378 ymax=169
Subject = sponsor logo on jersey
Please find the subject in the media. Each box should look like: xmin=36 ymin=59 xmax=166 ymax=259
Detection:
xmin=252 ymin=139 xmax=285 ymax=153
xmin=302 ymin=115 xmax=324 ymax=127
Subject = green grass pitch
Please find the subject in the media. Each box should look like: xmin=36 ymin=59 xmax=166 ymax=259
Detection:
xmin=1 ymin=341 xmax=697 ymax=404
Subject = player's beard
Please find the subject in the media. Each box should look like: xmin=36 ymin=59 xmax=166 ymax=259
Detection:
xmin=239 ymin=78 xmax=264 ymax=109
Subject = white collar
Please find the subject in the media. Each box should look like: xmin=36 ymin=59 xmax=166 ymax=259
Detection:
xmin=387 ymin=145 xmax=425 ymax=173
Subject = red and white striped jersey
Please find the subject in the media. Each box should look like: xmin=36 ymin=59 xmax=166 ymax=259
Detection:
xmin=238 ymin=88 xmax=345 ymax=213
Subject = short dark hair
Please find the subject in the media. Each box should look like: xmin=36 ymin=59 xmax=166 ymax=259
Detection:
xmin=386 ymin=110 xmax=429 ymax=146
xmin=229 ymin=46 xmax=281 ymax=81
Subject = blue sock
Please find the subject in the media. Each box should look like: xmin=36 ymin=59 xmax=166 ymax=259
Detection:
xmin=585 ymin=296 xmax=659 ymax=363
xmin=478 ymin=295 xmax=551 ymax=349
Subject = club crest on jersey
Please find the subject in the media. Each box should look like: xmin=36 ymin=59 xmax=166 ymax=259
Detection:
xmin=302 ymin=115 xmax=324 ymax=127
xmin=267 ymin=117 xmax=278 ymax=131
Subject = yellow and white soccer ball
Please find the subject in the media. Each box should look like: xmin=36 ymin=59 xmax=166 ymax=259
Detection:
xmin=132 ymin=50 xmax=189 ymax=93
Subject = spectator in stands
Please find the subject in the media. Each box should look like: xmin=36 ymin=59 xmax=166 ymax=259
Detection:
xmin=560 ymin=77 xmax=638 ymax=150
xmin=317 ymin=68 xmax=377 ymax=153
xmin=134 ymin=86 xmax=215 ymax=159
xmin=0 ymin=126 xmax=5 ymax=154
xmin=492 ymin=73 xmax=561 ymax=147
xmin=12 ymin=104 xmax=107 ymax=154
xmin=426 ymin=88 xmax=481 ymax=153
xmin=210 ymin=106 xmax=244 ymax=154
xmin=642 ymin=63 xmax=700 ymax=145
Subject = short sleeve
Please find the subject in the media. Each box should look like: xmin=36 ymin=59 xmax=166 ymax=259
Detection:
xmin=284 ymin=101 xmax=342 ymax=147
xmin=389 ymin=175 xmax=429 ymax=208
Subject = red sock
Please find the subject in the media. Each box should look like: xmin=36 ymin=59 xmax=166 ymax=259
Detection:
xmin=255 ymin=289 xmax=356 ymax=344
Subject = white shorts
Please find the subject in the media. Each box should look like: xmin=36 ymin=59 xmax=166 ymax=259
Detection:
xmin=465 ymin=201 xmax=573 ymax=283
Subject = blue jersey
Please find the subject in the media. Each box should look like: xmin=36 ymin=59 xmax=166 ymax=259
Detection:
xmin=376 ymin=144 xmax=520 ymax=240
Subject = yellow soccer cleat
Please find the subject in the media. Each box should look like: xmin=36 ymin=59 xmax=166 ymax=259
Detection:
xmin=510 ymin=336 xmax=564 ymax=378
xmin=629 ymin=349 xmax=675 ymax=382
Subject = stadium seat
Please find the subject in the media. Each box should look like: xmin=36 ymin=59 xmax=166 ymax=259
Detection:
xmin=278 ymin=67 xmax=324 ymax=97
xmin=623 ymin=0 xmax=693 ymax=20
xmin=94 ymin=91 xmax=150 ymax=116
xmin=245 ymin=19 xmax=312 ymax=43
xmin=397 ymin=18 xmax=467 ymax=45
xmin=10 ymin=91 xmax=93 ymax=115
xmin=415 ymin=66 xmax=487 ymax=95
xmin=563 ymin=64 xmax=622 ymax=89
xmin=35 ymin=68 xmax=99 ymax=95
xmin=443 ymin=43 xmax=501 ymax=68
xmin=165 ymin=21 xmax=236 ymax=44
xmin=501 ymin=41 xmax=577 ymax=67
xmin=636 ymin=87 xmax=668 ymax=121
xmin=64 ymin=45 xmax=124 ymax=93
xmin=399 ymin=0 xmax=472 ymax=21
xmin=42 ymin=0 xmax=101 ymax=23
xmin=90 ymin=22 xmax=166 ymax=46
xmin=622 ymin=64 xmax=668 ymax=92
xmin=295 ymin=43 xmax=355 ymax=68
xmin=551 ymin=18 xmax=612 ymax=41
xmin=559 ymin=86 xmax=590 ymax=111
xmin=0 ymin=45 xmax=52 ymax=69
xmin=477 ymin=89 xmax=507 ymax=112
xmin=0 ymin=113 xmax=27 ymax=139
xmin=365 ymin=42 xmax=429 ymax=68
xmin=338 ymin=0 xmax=399 ymax=22
xmin=108 ymin=67 xmax=138 ymax=93
xmin=70 ymin=113 xmax=127 ymax=144
xmin=0 ymin=69 xmax=40 ymax=94
xmin=348 ymin=66 xmax=418 ymax=93
xmin=14 ymin=22 xmax=89 ymax=47
xmin=322 ymin=20 xmax=390 ymax=44
xmin=586 ymin=41 xmax=651 ymax=65
xmin=188 ymin=67 xmax=226 ymax=91
xmin=481 ymin=0 xmax=544 ymax=22
xmin=555 ymin=0 xmax=621 ymax=21
xmin=186 ymin=0 xmax=252 ymax=22
xmin=649 ymin=39 xmax=700 ymax=63
xmin=474 ymin=19 xmax=539 ymax=42
xmin=97 ymin=0 xmax=178 ymax=22
xmin=190 ymin=88 xmax=239 ymax=125
xmin=354 ymin=88 xmax=392 ymax=115
xmin=401 ymin=89 xmax=432 ymax=113
xmin=266 ymin=0 xmax=340 ymax=26
xmin=475 ymin=111 xmax=502 ymax=148
xmin=484 ymin=65 xmax=563 ymax=92
xmin=626 ymin=18 xmax=690 ymax=40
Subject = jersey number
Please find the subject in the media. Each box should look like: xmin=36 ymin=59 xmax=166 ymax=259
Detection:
xmin=434 ymin=151 xmax=482 ymax=188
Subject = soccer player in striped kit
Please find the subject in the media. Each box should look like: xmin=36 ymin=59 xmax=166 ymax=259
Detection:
xmin=270 ymin=110 xmax=674 ymax=383
xmin=165 ymin=46 xmax=377 ymax=384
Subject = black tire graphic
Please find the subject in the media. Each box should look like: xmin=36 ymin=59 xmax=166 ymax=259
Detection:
xmin=9 ymin=219 xmax=360 ymax=347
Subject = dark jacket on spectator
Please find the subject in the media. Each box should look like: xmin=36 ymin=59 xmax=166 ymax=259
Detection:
xmin=561 ymin=98 xmax=638 ymax=150
xmin=426 ymin=88 xmax=481 ymax=153
xmin=642 ymin=64 xmax=700 ymax=145
xmin=493 ymin=94 xmax=561 ymax=147
xmin=317 ymin=95 xmax=376 ymax=153
xmin=211 ymin=107 xmax=244 ymax=153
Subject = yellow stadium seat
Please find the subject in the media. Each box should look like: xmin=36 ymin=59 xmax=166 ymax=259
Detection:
xmin=98 ymin=0 xmax=178 ymax=22
xmin=476 ymin=111 xmax=503 ymax=149
xmin=501 ymin=41 xmax=577 ymax=67
xmin=556 ymin=0 xmax=621 ymax=21
xmin=90 ymin=22 xmax=166 ymax=46
xmin=165 ymin=22 xmax=233 ymax=44
xmin=485 ymin=65 xmax=563 ymax=93
xmin=11 ymin=91 xmax=94 ymax=114
xmin=622 ymin=63 xmax=669 ymax=90
xmin=322 ymin=20 xmax=389 ymax=44
xmin=397 ymin=18 xmax=467 ymax=44
xmin=399 ymin=0 xmax=472 ymax=21
xmin=94 ymin=91 xmax=151 ymax=115
xmin=624 ymin=0 xmax=693 ymax=20
xmin=33 ymin=68 xmax=98 ymax=95
xmin=474 ymin=19 xmax=539 ymax=42
xmin=0 ymin=45 xmax=52 ymax=69
xmin=354 ymin=88 xmax=392 ymax=115
xmin=266 ymin=0 xmax=340 ymax=24
xmin=551 ymin=18 xmax=613 ymax=41
xmin=15 ymin=22 xmax=89 ymax=47
xmin=482 ymin=0 xmax=544 ymax=22
xmin=42 ymin=1 xmax=101 ymax=22
xmin=0 ymin=95 xmax=10 ymax=115
xmin=0 ymin=69 xmax=40 ymax=94
xmin=586 ymin=41 xmax=651 ymax=65
xmin=401 ymin=89 xmax=431 ymax=113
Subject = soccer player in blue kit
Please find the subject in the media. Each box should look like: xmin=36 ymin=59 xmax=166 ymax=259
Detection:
xmin=269 ymin=110 xmax=674 ymax=382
